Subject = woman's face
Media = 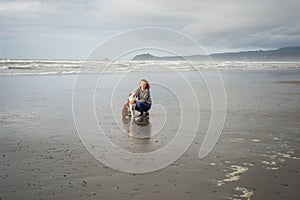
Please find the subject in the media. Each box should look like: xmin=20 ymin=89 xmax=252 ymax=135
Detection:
xmin=140 ymin=81 xmax=147 ymax=91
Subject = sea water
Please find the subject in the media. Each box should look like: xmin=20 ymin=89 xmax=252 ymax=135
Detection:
xmin=1 ymin=59 xmax=300 ymax=76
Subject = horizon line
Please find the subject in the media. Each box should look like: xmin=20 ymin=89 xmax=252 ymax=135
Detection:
xmin=0 ymin=46 xmax=299 ymax=60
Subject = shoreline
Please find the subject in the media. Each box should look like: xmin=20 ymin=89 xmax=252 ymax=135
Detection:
xmin=0 ymin=68 xmax=300 ymax=77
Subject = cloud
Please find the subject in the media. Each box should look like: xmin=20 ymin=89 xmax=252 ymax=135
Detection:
xmin=0 ymin=0 xmax=56 ymax=20
xmin=0 ymin=0 xmax=299 ymax=58
xmin=177 ymin=0 xmax=300 ymax=52
xmin=181 ymin=1 xmax=299 ymax=37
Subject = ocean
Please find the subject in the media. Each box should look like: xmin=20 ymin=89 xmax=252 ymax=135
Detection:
xmin=1 ymin=59 xmax=300 ymax=76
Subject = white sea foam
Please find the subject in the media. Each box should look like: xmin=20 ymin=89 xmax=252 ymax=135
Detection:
xmin=1 ymin=59 xmax=300 ymax=76
xmin=216 ymin=165 xmax=249 ymax=186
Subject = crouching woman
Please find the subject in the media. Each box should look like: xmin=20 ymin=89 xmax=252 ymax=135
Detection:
xmin=135 ymin=79 xmax=152 ymax=116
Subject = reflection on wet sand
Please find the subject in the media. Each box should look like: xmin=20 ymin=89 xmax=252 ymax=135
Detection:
xmin=122 ymin=116 xmax=151 ymax=139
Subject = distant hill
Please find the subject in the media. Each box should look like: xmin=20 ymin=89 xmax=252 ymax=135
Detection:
xmin=132 ymin=53 xmax=207 ymax=61
xmin=132 ymin=47 xmax=300 ymax=61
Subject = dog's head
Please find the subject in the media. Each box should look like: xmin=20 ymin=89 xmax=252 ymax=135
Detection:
xmin=128 ymin=92 xmax=137 ymax=104
xmin=128 ymin=92 xmax=136 ymax=100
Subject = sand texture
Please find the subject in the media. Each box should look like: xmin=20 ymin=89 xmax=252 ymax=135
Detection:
xmin=0 ymin=70 xmax=299 ymax=200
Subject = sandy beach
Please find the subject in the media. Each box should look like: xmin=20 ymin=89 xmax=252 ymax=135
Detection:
xmin=0 ymin=69 xmax=300 ymax=200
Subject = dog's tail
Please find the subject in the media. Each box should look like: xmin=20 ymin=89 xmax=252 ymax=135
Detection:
xmin=121 ymin=103 xmax=128 ymax=119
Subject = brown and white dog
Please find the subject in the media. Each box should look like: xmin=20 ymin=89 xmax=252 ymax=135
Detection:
xmin=122 ymin=92 xmax=137 ymax=118
xmin=128 ymin=92 xmax=137 ymax=117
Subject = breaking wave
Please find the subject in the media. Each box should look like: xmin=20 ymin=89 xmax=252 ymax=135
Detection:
xmin=0 ymin=59 xmax=300 ymax=76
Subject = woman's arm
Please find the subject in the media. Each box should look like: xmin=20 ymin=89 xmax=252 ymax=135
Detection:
xmin=137 ymin=89 xmax=151 ymax=104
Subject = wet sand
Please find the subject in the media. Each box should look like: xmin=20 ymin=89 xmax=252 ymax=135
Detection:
xmin=0 ymin=70 xmax=300 ymax=199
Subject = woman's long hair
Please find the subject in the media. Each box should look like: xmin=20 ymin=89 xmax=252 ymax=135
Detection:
xmin=140 ymin=79 xmax=150 ymax=89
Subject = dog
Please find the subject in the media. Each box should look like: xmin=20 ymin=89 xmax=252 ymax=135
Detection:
xmin=128 ymin=92 xmax=137 ymax=117
xmin=122 ymin=92 xmax=137 ymax=118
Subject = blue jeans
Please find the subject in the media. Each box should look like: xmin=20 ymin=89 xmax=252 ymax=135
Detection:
xmin=136 ymin=102 xmax=151 ymax=113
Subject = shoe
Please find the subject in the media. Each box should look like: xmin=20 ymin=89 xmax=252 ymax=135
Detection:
xmin=138 ymin=112 xmax=143 ymax=116
xmin=144 ymin=112 xmax=149 ymax=116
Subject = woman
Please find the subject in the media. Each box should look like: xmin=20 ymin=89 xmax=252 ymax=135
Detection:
xmin=134 ymin=79 xmax=152 ymax=116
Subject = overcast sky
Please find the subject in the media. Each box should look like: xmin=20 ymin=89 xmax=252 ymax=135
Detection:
xmin=0 ymin=0 xmax=299 ymax=59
